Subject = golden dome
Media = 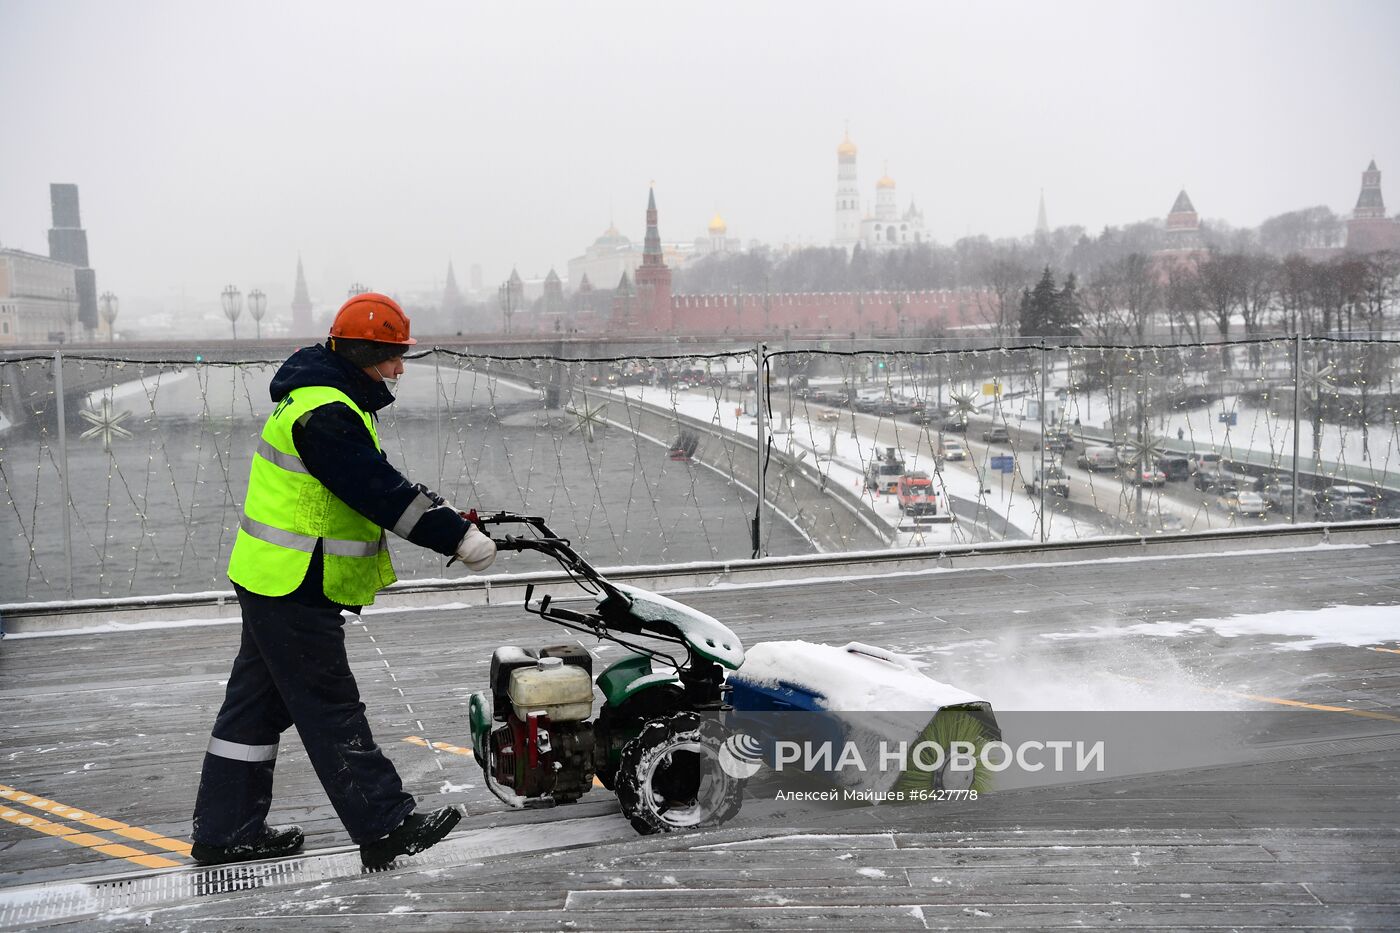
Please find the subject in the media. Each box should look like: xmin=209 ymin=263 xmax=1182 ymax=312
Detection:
xmin=836 ymin=132 xmax=857 ymax=157
xmin=876 ymin=174 xmax=896 ymax=189
xmin=707 ymin=212 xmax=727 ymax=235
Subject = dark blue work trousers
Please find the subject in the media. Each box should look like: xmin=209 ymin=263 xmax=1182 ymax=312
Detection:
xmin=191 ymin=575 xmax=414 ymax=846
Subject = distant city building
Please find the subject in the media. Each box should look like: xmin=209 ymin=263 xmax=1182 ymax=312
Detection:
xmin=46 ymin=183 xmax=99 ymax=337
xmin=291 ymin=255 xmax=314 ymax=336
xmin=567 ymin=223 xmax=641 ymax=296
xmin=442 ymin=261 xmax=465 ymax=316
xmin=1035 ymin=190 xmax=1050 ymax=238
xmin=469 ymin=263 xmax=484 ymax=295
xmin=541 ymin=268 xmax=564 ymax=314
xmin=1346 ymin=160 xmax=1400 ymax=253
xmin=694 ymin=212 xmax=740 ymax=257
xmin=0 ymin=248 xmax=81 ymax=346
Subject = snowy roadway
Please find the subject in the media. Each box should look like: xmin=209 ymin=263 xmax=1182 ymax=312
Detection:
xmin=613 ymin=385 xmax=1285 ymax=548
xmin=1 ymin=530 xmax=1398 ymax=928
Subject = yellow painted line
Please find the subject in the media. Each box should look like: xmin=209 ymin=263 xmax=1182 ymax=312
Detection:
xmin=1229 ymin=692 xmax=1400 ymax=723
xmin=404 ymin=737 xmax=605 ymax=788
xmin=0 ymin=806 xmax=178 ymax=869
xmin=404 ymin=735 xmax=473 ymax=757
xmin=1111 ymin=677 xmax=1400 ymax=724
xmin=0 ymin=784 xmax=192 ymax=857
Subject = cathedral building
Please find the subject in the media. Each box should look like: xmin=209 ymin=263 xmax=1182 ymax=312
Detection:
xmin=831 ymin=131 xmax=927 ymax=251
xmin=694 ymin=212 xmax=740 ymax=257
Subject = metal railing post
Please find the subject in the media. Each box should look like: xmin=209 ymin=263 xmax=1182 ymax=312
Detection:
xmin=1291 ymin=335 xmax=1301 ymax=524
xmin=52 ymin=349 xmax=75 ymax=598
xmin=752 ymin=343 xmax=767 ymax=558
xmin=433 ymin=349 xmax=443 ymax=492
xmin=1039 ymin=339 xmax=1047 ymax=543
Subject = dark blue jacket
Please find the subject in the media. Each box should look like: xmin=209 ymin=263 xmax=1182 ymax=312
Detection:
xmin=269 ymin=344 xmax=468 ymax=560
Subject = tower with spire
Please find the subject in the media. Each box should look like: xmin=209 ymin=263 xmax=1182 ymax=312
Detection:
xmin=1346 ymin=160 xmax=1400 ymax=253
xmin=291 ymin=255 xmax=313 ymax=336
xmin=833 ymin=129 xmax=861 ymax=248
xmin=631 ymin=186 xmax=672 ymax=331
xmin=1035 ymin=190 xmax=1049 ymax=238
xmin=441 ymin=261 xmax=464 ymax=318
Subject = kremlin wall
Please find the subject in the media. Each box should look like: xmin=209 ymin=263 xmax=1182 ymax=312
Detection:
xmin=500 ymin=135 xmax=1398 ymax=340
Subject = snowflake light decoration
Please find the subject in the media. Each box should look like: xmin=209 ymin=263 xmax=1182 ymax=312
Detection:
xmin=565 ymin=398 xmax=608 ymax=443
xmin=78 ymin=396 xmax=133 ymax=451
xmin=1300 ymin=359 xmax=1335 ymax=402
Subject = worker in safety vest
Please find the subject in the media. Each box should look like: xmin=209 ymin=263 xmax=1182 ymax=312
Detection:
xmin=190 ymin=293 xmax=495 ymax=869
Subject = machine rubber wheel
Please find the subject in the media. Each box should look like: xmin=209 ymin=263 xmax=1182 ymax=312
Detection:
xmin=614 ymin=712 xmax=744 ymax=835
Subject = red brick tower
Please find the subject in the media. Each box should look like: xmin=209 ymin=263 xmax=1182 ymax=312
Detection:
xmin=632 ymin=187 xmax=672 ymax=331
xmin=1346 ymin=160 xmax=1400 ymax=253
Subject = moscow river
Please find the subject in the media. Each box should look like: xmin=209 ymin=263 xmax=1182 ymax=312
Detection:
xmin=0 ymin=359 xmax=810 ymax=603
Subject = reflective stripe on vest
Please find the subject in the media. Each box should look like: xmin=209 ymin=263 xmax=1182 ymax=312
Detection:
xmin=239 ymin=515 xmax=382 ymax=558
xmin=227 ymin=385 xmax=397 ymax=605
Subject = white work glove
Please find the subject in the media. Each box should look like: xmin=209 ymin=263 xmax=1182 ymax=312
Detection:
xmin=454 ymin=524 xmax=497 ymax=572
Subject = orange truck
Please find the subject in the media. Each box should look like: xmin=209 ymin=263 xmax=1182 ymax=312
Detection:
xmin=896 ymin=472 xmax=938 ymax=516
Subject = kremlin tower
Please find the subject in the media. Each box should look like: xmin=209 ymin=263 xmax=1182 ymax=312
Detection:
xmin=630 ymin=187 xmax=672 ymax=332
xmin=833 ymin=130 xmax=861 ymax=248
xmin=291 ymin=255 xmax=313 ymax=336
xmin=1346 ymin=160 xmax=1400 ymax=253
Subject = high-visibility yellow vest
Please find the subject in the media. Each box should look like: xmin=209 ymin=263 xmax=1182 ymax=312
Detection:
xmin=227 ymin=385 xmax=396 ymax=605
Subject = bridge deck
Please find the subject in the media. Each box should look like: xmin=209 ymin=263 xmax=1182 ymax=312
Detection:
xmin=1 ymin=539 xmax=1398 ymax=929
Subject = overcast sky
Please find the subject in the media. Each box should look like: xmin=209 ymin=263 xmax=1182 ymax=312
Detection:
xmin=2 ymin=0 xmax=1398 ymax=315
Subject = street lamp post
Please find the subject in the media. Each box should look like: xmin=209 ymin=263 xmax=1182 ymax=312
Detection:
xmin=221 ymin=285 xmax=242 ymax=340
xmin=98 ymin=292 xmax=118 ymax=342
xmin=247 ymin=289 xmax=267 ymax=340
xmin=347 ymin=283 xmax=370 ymax=298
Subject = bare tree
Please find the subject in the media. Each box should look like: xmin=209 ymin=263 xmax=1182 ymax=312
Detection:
xmin=975 ymin=254 xmax=1032 ymax=340
xmin=1164 ymin=261 xmax=1205 ymax=344
xmin=1238 ymin=254 xmax=1279 ymax=368
xmin=1196 ymin=250 xmax=1247 ymax=370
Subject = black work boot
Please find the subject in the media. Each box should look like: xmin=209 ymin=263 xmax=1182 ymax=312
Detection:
xmin=360 ymin=807 xmax=462 ymax=869
xmin=191 ymin=824 xmax=305 ymax=866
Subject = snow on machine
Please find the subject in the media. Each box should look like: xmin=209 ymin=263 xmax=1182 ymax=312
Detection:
xmin=465 ymin=512 xmax=1000 ymax=834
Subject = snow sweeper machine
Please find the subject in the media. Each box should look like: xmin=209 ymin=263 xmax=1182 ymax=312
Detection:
xmin=465 ymin=512 xmax=1001 ymax=834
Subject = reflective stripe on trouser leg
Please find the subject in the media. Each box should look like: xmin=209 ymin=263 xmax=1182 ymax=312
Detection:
xmin=234 ymin=584 xmax=414 ymax=844
xmin=207 ymin=737 xmax=279 ymax=762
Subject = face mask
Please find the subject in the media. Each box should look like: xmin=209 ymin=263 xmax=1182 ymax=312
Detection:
xmin=375 ymin=362 xmax=400 ymax=396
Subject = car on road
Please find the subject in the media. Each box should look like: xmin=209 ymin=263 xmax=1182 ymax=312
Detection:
xmin=1076 ymin=445 xmax=1119 ymax=472
xmin=1190 ymin=451 xmax=1223 ymax=474
xmin=940 ymin=417 xmax=969 ymax=434
xmin=1024 ymin=464 xmax=1070 ymax=498
xmin=1313 ymin=485 xmax=1378 ymax=521
xmin=981 ymin=424 xmax=1010 ymax=443
xmin=1220 ymin=489 xmax=1269 ymax=517
xmin=1259 ymin=482 xmax=1297 ymax=512
xmin=816 ymin=408 xmax=841 ymax=423
xmin=939 ymin=437 xmax=968 ymax=461
xmin=1044 ymin=428 xmax=1074 ymax=452
xmin=1122 ymin=462 xmax=1168 ymax=486
xmin=1155 ymin=456 xmax=1192 ymax=482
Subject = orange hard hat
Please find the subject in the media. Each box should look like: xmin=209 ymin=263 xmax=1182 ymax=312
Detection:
xmin=329 ymin=293 xmax=417 ymax=345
